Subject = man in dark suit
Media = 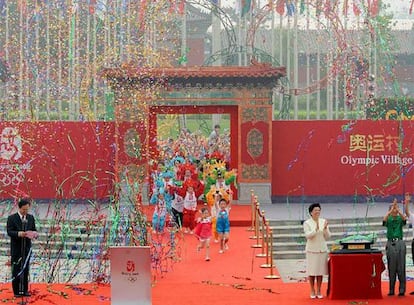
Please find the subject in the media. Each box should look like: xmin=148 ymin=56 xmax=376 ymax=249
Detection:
xmin=7 ymin=198 xmax=37 ymax=298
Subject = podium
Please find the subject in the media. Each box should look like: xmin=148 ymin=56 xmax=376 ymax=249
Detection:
xmin=110 ymin=246 xmax=151 ymax=305
xmin=328 ymin=251 xmax=385 ymax=299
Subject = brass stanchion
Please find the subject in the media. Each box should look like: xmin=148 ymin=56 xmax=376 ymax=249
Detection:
xmin=264 ymin=230 xmax=280 ymax=279
xmin=247 ymin=190 xmax=255 ymax=231
xmin=256 ymin=212 xmax=268 ymax=257
xmin=249 ymin=200 xmax=259 ymax=239
xmin=251 ymin=203 xmax=262 ymax=248
xmin=249 ymin=198 xmax=259 ymax=239
xmin=260 ymin=225 xmax=272 ymax=268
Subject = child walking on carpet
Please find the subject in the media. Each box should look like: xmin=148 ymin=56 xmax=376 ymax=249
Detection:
xmin=216 ymin=198 xmax=231 ymax=253
xmin=182 ymin=185 xmax=198 ymax=233
xmin=209 ymin=191 xmax=221 ymax=243
xmin=151 ymin=192 xmax=167 ymax=233
xmin=194 ymin=207 xmax=212 ymax=261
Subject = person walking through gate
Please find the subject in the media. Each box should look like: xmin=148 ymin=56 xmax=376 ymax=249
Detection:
xmin=216 ymin=198 xmax=231 ymax=253
xmin=194 ymin=207 xmax=212 ymax=261
xmin=383 ymin=198 xmax=407 ymax=296
xmin=7 ymin=198 xmax=38 ymax=298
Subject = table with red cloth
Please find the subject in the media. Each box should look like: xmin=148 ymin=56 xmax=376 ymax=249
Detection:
xmin=328 ymin=250 xmax=385 ymax=299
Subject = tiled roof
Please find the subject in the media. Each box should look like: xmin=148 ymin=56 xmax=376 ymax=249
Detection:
xmin=101 ymin=63 xmax=286 ymax=80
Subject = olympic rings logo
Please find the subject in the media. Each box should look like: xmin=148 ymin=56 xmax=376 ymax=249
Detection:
xmin=0 ymin=172 xmax=25 ymax=186
xmin=0 ymin=127 xmax=23 ymax=161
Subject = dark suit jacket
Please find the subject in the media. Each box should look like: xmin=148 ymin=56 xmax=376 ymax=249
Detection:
xmin=6 ymin=213 xmax=37 ymax=257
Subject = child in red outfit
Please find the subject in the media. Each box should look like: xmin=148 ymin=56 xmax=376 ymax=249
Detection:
xmin=182 ymin=186 xmax=198 ymax=233
xmin=194 ymin=207 xmax=212 ymax=261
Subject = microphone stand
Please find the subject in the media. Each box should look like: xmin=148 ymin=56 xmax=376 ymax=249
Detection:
xmin=19 ymin=218 xmax=27 ymax=305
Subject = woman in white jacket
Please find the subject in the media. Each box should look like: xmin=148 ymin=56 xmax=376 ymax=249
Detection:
xmin=303 ymin=203 xmax=331 ymax=299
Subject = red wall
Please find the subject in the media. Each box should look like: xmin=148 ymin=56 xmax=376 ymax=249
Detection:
xmin=3 ymin=120 xmax=412 ymax=202
xmin=272 ymin=120 xmax=414 ymax=201
xmin=0 ymin=122 xmax=114 ymax=200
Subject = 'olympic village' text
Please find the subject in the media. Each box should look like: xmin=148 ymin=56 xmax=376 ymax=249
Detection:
xmin=340 ymin=155 xmax=413 ymax=166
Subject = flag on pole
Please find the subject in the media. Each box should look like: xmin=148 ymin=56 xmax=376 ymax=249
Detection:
xmin=88 ymin=0 xmax=97 ymax=14
xmin=276 ymin=0 xmax=285 ymax=15
xmin=353 ymin=0 xmax=361 ymax=16
xmin=0 ymin=0 xmax=5 ymax=15
xmin=54 ymin=0 xmax=67 ymax=19
xmin=167 ymin=0 xmax=185 ymax=14
xmin=178 ymin=0 xmax=185 ymax=14
xmin=299 ymin=0 xmax=305 ymax=14
xmin=325 ymin=0 xmax=331 ymax=11
xmin=343 ymin=0 xmax=349 ymax=16
xmin=69 ymin=0 xmax=78 ymax=63
xmin=0 ymin=58 xmax=10 ymax=82
xmin=17 ymin=0 xmax=27 ymax=17
xmin=139 ymin=0 xmax=149 ymax=29
xmin=34 ymin=0 xmax=42 ymax=22
xmin=368 ymin=0 xmax=380 ymax=17
xmin=286 ymin=0 xmax=295 ymax=16
xmin=315 ymin=0 xmax=323 ymax=17
xmin=241 ymin=0 xmax=251 ymax=17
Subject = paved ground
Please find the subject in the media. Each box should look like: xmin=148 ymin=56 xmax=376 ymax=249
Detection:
xmin=0 ymin=201 xmax=406 ymax=284
xmin=260 ymin=201 xmax=391 ymax=221
xmin=261 ymin=201 xmax=414 ymax=283
xmin=1 ymin=200 xmax=392 ymax=221
xmin=275 ymin=255 xmax=414 ymax=284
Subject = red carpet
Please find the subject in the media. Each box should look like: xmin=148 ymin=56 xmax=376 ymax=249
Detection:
xmin=2 ymin=205 xmax=414 ymax=304
xmin=141 ymin=203 xmax=253 ymax=227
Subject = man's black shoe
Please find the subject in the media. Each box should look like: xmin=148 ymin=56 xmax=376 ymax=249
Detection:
xmin=387 ymin=292 xmax=394 ymax=296
xmin=398 ymin=293 xmax=405 ymax=296
xmin=410 ymin=291 xmax=414 ymax=295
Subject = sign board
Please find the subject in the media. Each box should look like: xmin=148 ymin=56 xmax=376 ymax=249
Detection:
xmin=110 ymin=246 xmax=151 ymax=305
xmin=0 ymin=122 xmax=114 ymax=199
xmin=272 ymin=120 xmax=414 ymax=199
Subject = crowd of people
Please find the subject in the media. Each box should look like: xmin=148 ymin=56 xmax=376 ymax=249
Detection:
xmin=149 ymin=124 xmax=236 ymax=261
xmin=156 ymin=124 xmax=231 ymax=166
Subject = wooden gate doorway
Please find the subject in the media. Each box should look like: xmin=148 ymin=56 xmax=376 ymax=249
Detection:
xmin=149 ymin=105 xmax=239 ymax=198
xmin=102 ymin=64 xmax=286 ymax=204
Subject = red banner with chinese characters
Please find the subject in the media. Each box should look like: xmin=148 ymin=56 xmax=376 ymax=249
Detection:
xmin=0 ymin=122 xmax=115 ymax=200
xmin=272 ymin=120 xmax=414 ymax=199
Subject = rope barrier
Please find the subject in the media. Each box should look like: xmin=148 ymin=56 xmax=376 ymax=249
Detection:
xmin=263 ymin=229 xmax=280 ymax=280
xmin=247 ymin=190 xmax=255 ymax=232
xmin=251 ymin=202 xmax=262 ymax=248
xmin=249 ymin=195 xmax=259 ymax=239
xmin=260 ymin=223 xmax=272 ymax=269
xmin=256 ymin=210 xmax=267 ymax=258
xmin=248 ymin=191 xmax=280 ymax=280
